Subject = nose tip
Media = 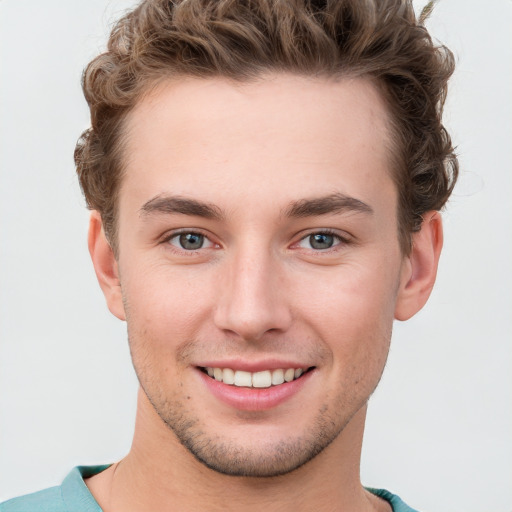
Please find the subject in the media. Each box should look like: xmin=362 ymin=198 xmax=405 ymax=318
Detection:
xmin=214 ymin=287 xmax=292 ymax=341
xmin=221 ymin=316 xmax=278 ymax=342
xmin=213 ymin=256 xmax=292 ymax=341
xmin=215 ymin=303 xmax=289 ymax=341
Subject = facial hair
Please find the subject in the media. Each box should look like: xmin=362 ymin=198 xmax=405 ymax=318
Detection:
xmin=128 ymin=333 xmax=389 ymax=478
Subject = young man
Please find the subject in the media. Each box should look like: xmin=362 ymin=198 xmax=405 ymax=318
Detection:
xmin=0 ymin=0 xmax=458 ymax=511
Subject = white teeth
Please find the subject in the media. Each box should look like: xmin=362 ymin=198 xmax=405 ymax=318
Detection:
xmin=271 ymin=369 xmax=284 ymax=385
xmin=204 ymin=366 xmax=308 ymax=387
xmin=252 ymin=370 xmax=272 ymax=388
xmin=222 ymin=368 xmax=235 ymax=385
xmin=284 ymin=368 xmax=295 ymax=382
xmin=234 ymin=370 xmax=252 ymax=387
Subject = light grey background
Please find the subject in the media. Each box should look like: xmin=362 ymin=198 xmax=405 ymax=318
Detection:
xmin=1 ymin=1 xmax=511 ymax=510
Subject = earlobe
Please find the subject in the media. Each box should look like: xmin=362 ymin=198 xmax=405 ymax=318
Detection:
xmin=88 ymin=211 xmax=126 ymax=321
xmin=394 ymin=211 xmax=443 ymax=321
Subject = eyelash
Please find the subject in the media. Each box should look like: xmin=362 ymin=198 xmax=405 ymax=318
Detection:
xmin=295 ymin=229 xmax=350 ymax=252
xmin=161 ymin=229 xmax=217 ymax=255
xmin=160 ymin=228 xmax=350 ymax=255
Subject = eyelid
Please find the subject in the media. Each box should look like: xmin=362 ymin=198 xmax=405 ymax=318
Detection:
xmin=293 ymin=228 xmax=351 ymax=251
xmin=158 ymin=227 xmax=352 ymax=253
xmin=160 ymin=228 xmax=219 ymax=252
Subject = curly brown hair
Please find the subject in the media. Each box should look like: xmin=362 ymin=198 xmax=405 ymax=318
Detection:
xmin=75 ymin=0 xmax=458 ymax=254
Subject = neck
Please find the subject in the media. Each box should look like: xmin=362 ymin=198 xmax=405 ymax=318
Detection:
xmin=86 ymin=388 xmax=384 ymax=512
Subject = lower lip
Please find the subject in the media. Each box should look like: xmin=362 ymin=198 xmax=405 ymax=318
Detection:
xmin=198 ymin=369 xmax=314 ymax=411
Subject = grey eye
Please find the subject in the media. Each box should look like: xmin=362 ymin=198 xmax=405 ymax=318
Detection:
xmin=309 ymin=233 xmax=335 ymax=250
xmin=177 ymin=233 xmax=204 ymax=250
xmin=168 ymin=231 xmax=216 ymax=252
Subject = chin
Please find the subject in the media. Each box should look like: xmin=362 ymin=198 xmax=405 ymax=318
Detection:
xmin=146 ymin=389 xmax=351 ymax=478
xmin=177 ymin=433 xmax=333 ymax=478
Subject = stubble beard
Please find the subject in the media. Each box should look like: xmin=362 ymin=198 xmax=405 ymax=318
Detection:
xmin=127 ymin=325 xmax=390 ymax=479
xmin=146 ymin=383 xmax=355 ymax=477
xmin=140 ymin=381 xmax=354 ymax=478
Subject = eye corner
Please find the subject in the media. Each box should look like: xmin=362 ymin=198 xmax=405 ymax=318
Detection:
xmin=294 ymin=229 xmax=351 ymax=252
xmin=161 ymin=229 xmax=219 ymax=254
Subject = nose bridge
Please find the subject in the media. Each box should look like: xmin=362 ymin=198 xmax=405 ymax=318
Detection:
xmin=214 ymin=241 xmax=291 ymax=340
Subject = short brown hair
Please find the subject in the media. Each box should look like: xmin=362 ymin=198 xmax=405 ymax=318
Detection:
xmin=75 ymin=0 xmax=458 ymax=254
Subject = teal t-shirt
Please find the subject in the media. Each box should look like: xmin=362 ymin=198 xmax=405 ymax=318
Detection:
xmin=0 ymin=466 xmax=419 ymax=512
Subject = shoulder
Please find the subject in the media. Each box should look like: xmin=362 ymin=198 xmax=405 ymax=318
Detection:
xmin=0 ymin=465 xmax=110 ymax=512
xmin=0 ymin=486 xmax=66 ymax=512
xmin=367 ymin=487 xmax=420 ymax=512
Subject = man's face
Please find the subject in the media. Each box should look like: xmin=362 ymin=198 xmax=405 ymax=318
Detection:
xmin=112 ymin=74 xmax=409 ymax=476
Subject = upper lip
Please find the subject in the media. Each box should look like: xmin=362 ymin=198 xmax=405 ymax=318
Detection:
xmin=196 ymin=359 xmax=313 ymax=372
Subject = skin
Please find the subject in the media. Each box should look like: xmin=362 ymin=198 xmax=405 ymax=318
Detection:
xmin=86 ymin=74 xmax=443 ymax=511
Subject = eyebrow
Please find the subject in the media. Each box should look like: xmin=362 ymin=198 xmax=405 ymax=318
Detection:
xmin=139 ymin=192 xmax=373 ymax=221
xmin=284 ymin=193 xmax=374 ymax=218
xmin=140 ymin=195 xmax=223 ymax=220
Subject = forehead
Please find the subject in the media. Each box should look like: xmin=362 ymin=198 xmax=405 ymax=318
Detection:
xmin=120 ymin=74 xmax=396 ymax=218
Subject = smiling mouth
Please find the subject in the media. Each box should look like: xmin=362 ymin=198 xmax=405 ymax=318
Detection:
xmin=199 ymin=366 xmax=315 ymax=388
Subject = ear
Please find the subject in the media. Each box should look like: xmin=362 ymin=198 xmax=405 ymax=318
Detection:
xmin=394 ymin=211 xmax=443 ymax=321
xmin=88 ymin=211 xmax=126 ymax=321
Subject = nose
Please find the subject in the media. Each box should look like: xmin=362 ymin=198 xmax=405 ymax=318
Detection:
xmin=213 ymin=247 xmax=292 ymax=341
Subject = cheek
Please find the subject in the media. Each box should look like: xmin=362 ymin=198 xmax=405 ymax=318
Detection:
xmin=295 ymin=261 xmax=398 ymax=375
xmin=297 ymin=257 xmax=400 ymax=327
xmin=122 ymin=271 xmax=193 ymax=340
xmin=121 ymin=266 xmax=214 ymax=359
